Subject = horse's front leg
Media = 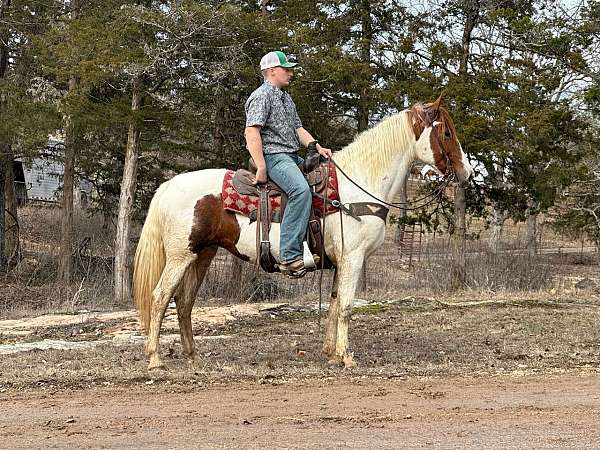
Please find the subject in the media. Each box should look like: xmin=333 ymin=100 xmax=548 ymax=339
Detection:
xmin=333 ymin=255 xmax=363 ymax=368
xmin=322 ymin=268 xmax=339 ymax=359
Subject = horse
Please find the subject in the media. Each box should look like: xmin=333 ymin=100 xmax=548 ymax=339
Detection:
xmin=132 ymin=96 xmax=474 ymax=370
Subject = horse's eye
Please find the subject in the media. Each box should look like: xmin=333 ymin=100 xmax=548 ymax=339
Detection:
xmin=444 ymin=130 xmax=451 ymax=139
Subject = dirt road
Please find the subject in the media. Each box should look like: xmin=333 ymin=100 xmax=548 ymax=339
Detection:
xmin=2 ymin=374 xmax=600 ymax=449
xmin=2 ymin=294 xmax=600 ymax=449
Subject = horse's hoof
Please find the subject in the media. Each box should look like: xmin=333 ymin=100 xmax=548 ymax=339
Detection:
xmin=147 ymin=359 xmax=166 ymax=371
xmin=342 ymin=353 xmax=356 ymax=369
xmin=327 ymin=356 xmax=343 ymax=367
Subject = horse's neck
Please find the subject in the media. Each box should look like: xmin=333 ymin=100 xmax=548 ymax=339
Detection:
xmin=334 ymin=113 xmax=415 ymax=203
xmin=379 ymin=156 xmax=413 ymax=203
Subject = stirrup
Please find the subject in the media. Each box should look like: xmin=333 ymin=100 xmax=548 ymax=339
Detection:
xmin=303 ymin=241 xmax=317 ymax=269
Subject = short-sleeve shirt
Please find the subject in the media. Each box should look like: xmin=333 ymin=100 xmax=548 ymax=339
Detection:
xmin=245 ymin=80 xmax=303 ymax=154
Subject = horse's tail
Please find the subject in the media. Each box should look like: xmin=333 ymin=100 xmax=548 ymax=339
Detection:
xmin=133 ymin=182 xmax=168 ymax=333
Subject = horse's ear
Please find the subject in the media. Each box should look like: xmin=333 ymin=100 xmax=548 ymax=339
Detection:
xmin=423 ymin=94 xmax=443 ymax=123
xmin=432 ymin=93 xmax=443 ymax=110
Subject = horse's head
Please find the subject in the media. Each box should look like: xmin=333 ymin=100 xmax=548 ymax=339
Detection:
xmin=409 ymin=96 xmax=473 ymax=184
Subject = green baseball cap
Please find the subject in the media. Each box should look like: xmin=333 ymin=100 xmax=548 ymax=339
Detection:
xmin=260 ymin=51 xmax=298 ymax=70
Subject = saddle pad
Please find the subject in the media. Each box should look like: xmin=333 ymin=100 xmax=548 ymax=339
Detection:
xmin=312 ymin=162 xmax=340 ymax=215
xmin=222 ymin=170 xmax=281 ymax=217
xmin=221 ymin=162 xmax=340 ymax=218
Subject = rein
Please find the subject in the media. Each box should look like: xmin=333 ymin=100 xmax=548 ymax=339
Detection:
xmin=329 ymin=158 xmax=455 ymax=213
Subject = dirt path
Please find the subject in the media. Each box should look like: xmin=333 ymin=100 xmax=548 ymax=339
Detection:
xmin=2 ymin=297 xmax=600 ymax=449
xmin=2 ymin=374 xmax=600 ymax=449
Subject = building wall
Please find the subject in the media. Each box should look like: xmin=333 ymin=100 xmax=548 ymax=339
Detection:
xmin=21 ymin=157 xmax=63 ymax=202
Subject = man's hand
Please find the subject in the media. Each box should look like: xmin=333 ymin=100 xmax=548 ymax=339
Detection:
xmin=252 ymin=167 xmax=267 ymax=185
xmin=317 ymin=144 xmax=332 ymax=158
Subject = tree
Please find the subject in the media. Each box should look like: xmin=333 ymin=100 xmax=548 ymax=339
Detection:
xmin=112 ymin=2 xmax=253 ymax=302
xmin=1 ymin=0 xmax=62 ymax=270
xmin=550 ymin=1 xmax=600 ymax=250
xmin=552 ymin=149 xmax=600 ymax=250
xmin=0 ymin=0 xmax=10 ymax=270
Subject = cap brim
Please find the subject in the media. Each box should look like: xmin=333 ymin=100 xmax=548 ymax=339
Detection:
xmin=280 ymin=62 xmax=298 ymax=68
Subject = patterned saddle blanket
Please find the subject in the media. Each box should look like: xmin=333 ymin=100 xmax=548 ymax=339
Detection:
xmin=221 ymin=161 xmax=340 ymax=222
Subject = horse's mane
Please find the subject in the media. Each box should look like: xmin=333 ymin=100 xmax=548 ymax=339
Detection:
xmin=333 ymin=111 xmax=415 ymax=187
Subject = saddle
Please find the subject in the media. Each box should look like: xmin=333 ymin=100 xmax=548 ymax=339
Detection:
xmin=221 ymin=153 xmax=340 ymax=273
xmin=234 ymin=152 xmax=324 ymax=196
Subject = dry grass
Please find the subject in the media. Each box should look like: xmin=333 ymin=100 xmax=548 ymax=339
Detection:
xmin=1 ymin=206 xmax=599 ymax=320
xmin=1 ymin=205 xmax=117 ymax=317
xmin=1 ymin=296 xmax=600 ymax=391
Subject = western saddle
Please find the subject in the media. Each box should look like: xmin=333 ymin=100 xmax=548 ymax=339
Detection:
xmin=226 ymin=144 xmax=391 ymax=274
xmin=231 ymin=150 xmax=335 ymax=273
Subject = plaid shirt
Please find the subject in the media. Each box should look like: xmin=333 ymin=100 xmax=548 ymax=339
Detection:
xmin=245 ymin=80 xmax=303 ymax=154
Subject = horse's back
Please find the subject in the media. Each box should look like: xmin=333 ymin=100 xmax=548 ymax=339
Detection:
xmin=166 ymin=168 xmax=227 ymax=197
xmin=155 ymin=168 xmax=228 ymax=225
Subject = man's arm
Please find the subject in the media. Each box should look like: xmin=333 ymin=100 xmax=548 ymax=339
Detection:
xmin=244 ymin=126 xmax=267 ymax=184
xmin=296 ymin=127 xmax=332 ymax=158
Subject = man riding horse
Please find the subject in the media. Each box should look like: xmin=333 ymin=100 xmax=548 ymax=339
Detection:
xmin=134 ymin=54 xmax=474 ymax=369
xmin=244 ymin=50 xmax=332 ymax=278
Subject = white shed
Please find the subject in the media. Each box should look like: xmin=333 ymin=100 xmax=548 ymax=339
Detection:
xmin=14 ymin=138 xmax=92 ymax=205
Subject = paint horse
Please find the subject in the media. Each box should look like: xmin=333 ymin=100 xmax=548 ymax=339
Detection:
xmin=133 ymin=96 xmax=474 ymax=370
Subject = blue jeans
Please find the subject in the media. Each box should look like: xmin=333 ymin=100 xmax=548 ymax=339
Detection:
xmin=264 ymin=152 xmax=311 ymax=263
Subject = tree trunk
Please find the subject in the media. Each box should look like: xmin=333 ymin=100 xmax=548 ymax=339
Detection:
xmin=488 ymin=165 xmax=506 ymax=254
xmin=0 ymin=0 xmax=11 ymax=271
xmin=525 ymin=200 xmax=538 ymax=257
xmin=114 ymin=76 xmax=144 ymax=304
xmin=57 ymin=0 xmax=80 ymax=284
xmin=450 ymin=185 xmax=467 ymax=288
xmin=394 ymin=171 xmax=409 ymax=244
xmin=450 ymin=3 xmax=478 ymax=288
xmin=4 ymin=150 xmax=18 ymax=263
xmin=0 ymin=155 xmax=5 ymax=271
xmin=57 ymin=75 xmax=78 ymax=284
xmin=214 ymin=98 xmax=226 ymax=164
xmin=488 ymin=206 xmax=505 ymax=254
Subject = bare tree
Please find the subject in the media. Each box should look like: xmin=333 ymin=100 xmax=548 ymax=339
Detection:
xmin=110 ymin=4 xmax=247 ymax=302
xmin=0 ymin=0 xmax=11 ymax=271
xmin=57 ymin=0 xmax=80 ymax=284
xmin=114 ymin=76 xmax=144 ymax=303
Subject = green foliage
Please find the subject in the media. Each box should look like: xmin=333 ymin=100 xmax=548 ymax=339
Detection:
xmin=0 ymin=0 xmax=597 ymax=243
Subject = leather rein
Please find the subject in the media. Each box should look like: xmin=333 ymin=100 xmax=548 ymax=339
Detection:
xmin=326 ymin=157 xmax=455 ymax=219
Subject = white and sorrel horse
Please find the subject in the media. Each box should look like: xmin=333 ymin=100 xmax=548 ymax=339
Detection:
xmin=133 ymin=96 xmax=474 ymax=370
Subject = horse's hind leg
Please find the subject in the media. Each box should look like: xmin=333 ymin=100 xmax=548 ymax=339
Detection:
xmin=175 ymin=246 xmax=217 ymax=361
xmin=322 ymin=268 xmax=339 ymax=359
xmin=147 ymin=252 xmax=196 ymax=370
